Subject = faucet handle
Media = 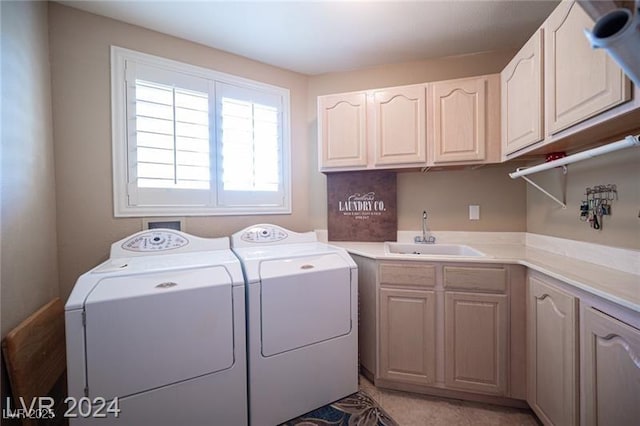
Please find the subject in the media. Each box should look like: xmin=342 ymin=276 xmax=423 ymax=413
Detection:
xmin=414 ymin=235 xmax=436 ymax=244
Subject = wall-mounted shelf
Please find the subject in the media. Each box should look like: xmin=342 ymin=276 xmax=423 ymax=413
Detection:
xmin=509 ymin=135 xmax=640 ymax=208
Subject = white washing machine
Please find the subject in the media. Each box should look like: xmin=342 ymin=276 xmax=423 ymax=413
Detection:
xmin=231 ymin=224 xmax=358 ymax=426
xmin=65 ymin=230 xmax=247 ymax=425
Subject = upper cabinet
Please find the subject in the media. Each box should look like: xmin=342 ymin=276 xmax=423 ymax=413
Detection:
xmin=318 ymin=77 xmax=501 ymax=172
xmin=372 ymin=85 xmax=426 ymax=166
xmin=544 ymin=0 xmax=631 ymax=135
xmin=318 ymin=92 xmax=368 ymax=169
xmin=318 ymin=84 xmax=427 ymax=172
xmin=320 ymin=0 xmax=639 ymax=169
xmin=430 ymin=75 xmax=500 ymax=164
xmin=501 ymin=0 xmax=638 ymax=160
xmin=501 ymin=29 xmax=544 ymax=157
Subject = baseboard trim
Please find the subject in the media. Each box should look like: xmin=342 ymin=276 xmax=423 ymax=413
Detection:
xmin=373 ymin=377 xmax=530 ymax=410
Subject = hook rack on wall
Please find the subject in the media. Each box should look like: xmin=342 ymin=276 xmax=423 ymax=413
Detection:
xmin=580 ymin=184 xmax=618 ymax=230
xmin=509 ymin=135 xmax=640 ymax=209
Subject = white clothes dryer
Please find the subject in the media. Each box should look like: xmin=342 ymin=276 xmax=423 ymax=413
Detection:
xmin=65 ymin=230 xmax=247 ymax=425
xmin=231 ymin=224 xmax=358 ymax=426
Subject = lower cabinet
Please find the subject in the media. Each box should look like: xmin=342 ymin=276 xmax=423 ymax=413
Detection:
xmin=355 ymin=255 xmax=639 ymax=422
xmin=374 ymin=261 xmax=517 ymax=400
xmin=379 ymin=288 xmax=436 ymax=385
xmin=444 ymin=292 xmax=507 ymax=395
xmin=581 ymin=306 xmax=640 ymax=426
xmin=527 ymin=275 xmax=579 ymax=426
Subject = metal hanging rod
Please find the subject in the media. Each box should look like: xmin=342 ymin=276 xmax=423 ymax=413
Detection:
xmin=508 ymin=135 xmax=639 ymax=209
xmin=509 ymin=135 xmax=640 ymax=179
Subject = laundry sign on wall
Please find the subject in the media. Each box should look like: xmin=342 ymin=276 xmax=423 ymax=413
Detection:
xmin=327 ymin=171 xmax=397 ymax=242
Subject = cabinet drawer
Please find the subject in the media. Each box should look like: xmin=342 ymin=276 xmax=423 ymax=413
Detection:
xmin=443 ymin=266 xmax=506 ymax=292
xmin=379 ymin=263 xmax=436 ymax=287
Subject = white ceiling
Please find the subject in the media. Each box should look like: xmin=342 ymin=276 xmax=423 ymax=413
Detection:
xmin=58 ymin=0 xmax=560 ymax=75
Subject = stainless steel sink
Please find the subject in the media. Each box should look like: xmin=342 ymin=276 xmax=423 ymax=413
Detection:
xmin=384 ymin=242 xmax=486 ymax=257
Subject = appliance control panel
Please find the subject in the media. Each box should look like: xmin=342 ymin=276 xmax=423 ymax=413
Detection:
xmin=231 ymin=224 xmax=317 ymax=248
xmin=240 ymin=226 xmax=288 ymax=243
xmin=121 ymin=231 xmax=189 ymax=252
xmin=109 ymin=230 xmax=228 ymax=258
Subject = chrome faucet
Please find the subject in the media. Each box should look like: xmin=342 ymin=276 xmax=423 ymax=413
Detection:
xmin=415 ymin=210 xmax=436 ymax=244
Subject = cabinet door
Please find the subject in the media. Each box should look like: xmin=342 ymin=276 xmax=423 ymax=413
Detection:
xmin=527 ymin=276 xmax=578 ymax=426
xmin=544 ymin=0 xmax=630 ymax=135
xmin=372 ymin=85 xmax=427 ymax=166
xmin=318 ymin=92 xmax=368 ymax=170
xmin=582 ymin=307 xmax=640 ymax=426
xmin=379 ymin=288 xmax=435 ymax=385
xmin=501 ymin=29 xmax=544 ymax=155
xmin=444 ymin=292 xmax=507 ymax=395
xmin=431 ymin=76 xmax=490 ymax=163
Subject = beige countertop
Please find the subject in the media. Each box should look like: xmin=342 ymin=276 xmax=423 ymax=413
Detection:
xmin=331 ymin=241 xmax=640 ymax=313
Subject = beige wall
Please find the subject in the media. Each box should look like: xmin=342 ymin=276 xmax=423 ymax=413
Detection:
xmin=398 ymin=165 xmax=526 ymax=231
xmin=48 ymin=4 xmax=309 ymax=300
xmin=1 ymin=1 xmax=59 ymax=337
xmin=526 ymin=147 xmax=640 ymax=250
xmin=1 ymin=1 xmax=59 ymax=403
xmin=306 ymin=50 xmax=526 ymax=231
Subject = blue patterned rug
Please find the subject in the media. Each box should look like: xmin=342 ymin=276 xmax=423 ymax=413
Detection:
xmin=282 ymin=391 xmax=398 ymax=426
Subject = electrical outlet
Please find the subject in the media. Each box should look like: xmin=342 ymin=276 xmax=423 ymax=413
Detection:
xmin=469 ymin=205 xmax=480 ymax=220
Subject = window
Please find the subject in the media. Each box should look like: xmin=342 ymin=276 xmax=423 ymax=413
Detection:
xmin=111 ymin=46 xmax=291 ymax=216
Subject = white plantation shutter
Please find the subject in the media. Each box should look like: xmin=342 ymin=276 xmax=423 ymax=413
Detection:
xmin=134 ymin=81 xmax=210 ymax=190
xmin=112 ymin=47 xmax=290 ymax=216
xmin=125 ymin=63 xmax=212 ymax=207
xmin=216 ymin=82 xmax=285 ymax=206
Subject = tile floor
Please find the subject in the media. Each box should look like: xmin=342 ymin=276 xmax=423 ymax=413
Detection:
xmin=359 ymin=375 xmax=540 ymax=426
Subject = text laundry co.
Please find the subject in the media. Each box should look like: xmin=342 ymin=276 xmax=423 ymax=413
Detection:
xmin=338 ymin=200 xmax=386 ymax=212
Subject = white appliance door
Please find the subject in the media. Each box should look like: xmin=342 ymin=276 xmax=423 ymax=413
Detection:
xmin=259 ymin=254 xmax=352 ymax=356
xmin=84 ymin=266 xmax=234 ymax=400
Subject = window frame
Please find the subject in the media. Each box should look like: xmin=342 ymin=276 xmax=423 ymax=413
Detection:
xmin=111 ymin=46 xmax=291 ymax=217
